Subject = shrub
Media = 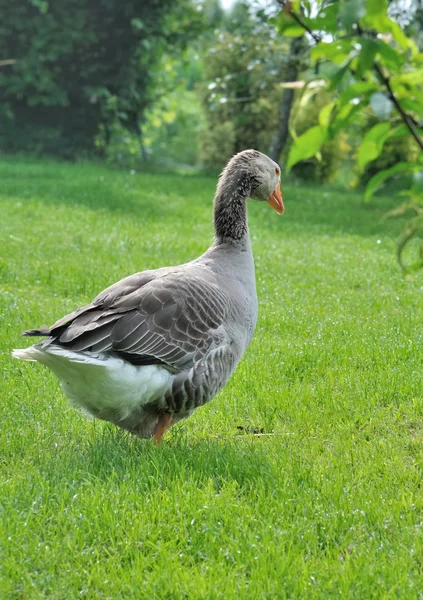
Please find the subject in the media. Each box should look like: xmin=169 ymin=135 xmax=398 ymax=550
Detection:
xmin=199 ymin=29 xmax=287 ymax=169
xmin=199 ymin=121 xmax=236 ymax=169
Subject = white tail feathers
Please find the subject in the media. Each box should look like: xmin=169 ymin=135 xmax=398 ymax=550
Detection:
xmin=12 ymin=347 xmax=42 ymax=361
xmin=12 ymin=344 xmax=109 ymax=367
xmin=12 ymin=343 xmax=172 ymax=422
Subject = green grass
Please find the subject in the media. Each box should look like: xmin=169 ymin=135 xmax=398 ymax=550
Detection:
xmin=1 ymin=157 xmax=422 ymax=599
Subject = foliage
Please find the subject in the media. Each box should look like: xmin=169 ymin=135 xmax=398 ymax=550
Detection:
xmin=286 ymin=93 xmax=349 ymax=184
xmin=359 ymin=119 xmax=418 ymax=185
xmin=279 ymin=0 xmax=423 ymax=272
xmin=101 ymin=50 xmax=204 ymax=168
xmin=2 ymin=157 xmax=423 ymax=597
xmin=0 ymin=0 xmax=201 ymax=156
xmin=202 ymin=0 xmax=225 ymax=27
xmin=200 ymin=120 xmax=237 ymax=169
xmin=140 ymin=90 xmax=204 ymax=167
xmin=200 ymin=5 xmax=288 ymax=168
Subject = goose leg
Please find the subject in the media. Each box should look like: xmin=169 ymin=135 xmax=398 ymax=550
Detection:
xmin=153 ymin=414 xmax=173 ymax=445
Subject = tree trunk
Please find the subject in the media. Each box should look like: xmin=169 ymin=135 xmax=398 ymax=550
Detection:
xmin=269 ymin=35 xmax=305 ymax=163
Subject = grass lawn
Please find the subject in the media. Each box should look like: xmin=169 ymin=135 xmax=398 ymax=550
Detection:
xmin=1 ymin=157 xmax=422 ymax=599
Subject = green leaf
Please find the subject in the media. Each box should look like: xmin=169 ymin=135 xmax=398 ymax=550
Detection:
xmin=280 ymin=25 xmax=307 ymax=36
xmin=412 ymin=170 xmax=423 ymax=192
xmin=312 ymin=3 xmax=340 ymax=33
xmin=388 ymin=124 xmax=411 ymax=139
xmin=30 ymin=0 xmax=48 ymax=14
xmin=338 ymin=81 xmax=378 ymax=110
xmin=365 ymin=122 xmax=392 ymax=141
xmin=364 ymin=15 xmax=410 ymax=50
xmin=388 ymin=19 xmax=411 ymax=51
xmin=365 ymin=162 xmax=419 ymax=200
xmin=366 ymin=0 xmax=387 ymax=16
xmin=399 ymin=98 xmax=423 ymax=114
xmin=358 ymin=140 xmax=379 ymax=171
xmin=376 ymin=40 xmax=404 ymax=71
xmin=300 ymin=4 xmax=340 ymax=34
xmin=330 ymin=101 xmax=365 ymax=135
xmin=131 ymin=18 xmax=144 ymax=31
xmin=296 ymin=77 xmax=328 ymax=111
xmin=392 ymin=84 xmax=423 ymax=106
xmin=277 ymin=12 xmax=305 ymax=37
xmin=287 ymin=126 xmax=328 ymax=171
xmin=339 ymin=0 xmax=366 ymax=31
xmin=392 ymin=69 xmax=423 ymax=85
xmin=329 ymin=60 xmax=353 ymax=90
xmin=311 ymin=40 xmax=355 ymax=65
xmin=358 ymin=122 xmax=391 ymax=171
xmin=319 ymin=102 xmax=335 ymax=127
xmin=355 ymin=39 xmax=378 ymax=77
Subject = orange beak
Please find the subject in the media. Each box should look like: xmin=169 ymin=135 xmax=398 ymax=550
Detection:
xmin=268 ymin=180 xmax=284 ymax=214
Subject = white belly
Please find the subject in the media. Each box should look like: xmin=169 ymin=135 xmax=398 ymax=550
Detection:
xmin=12 ymin=344 xmax=172 ymax=421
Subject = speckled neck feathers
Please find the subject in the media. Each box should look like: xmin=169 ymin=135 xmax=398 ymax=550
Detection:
xmin=213 ymin=177 xmax=250 ymax=241
xmin=213 ymin=151 xmax=260 ymax=242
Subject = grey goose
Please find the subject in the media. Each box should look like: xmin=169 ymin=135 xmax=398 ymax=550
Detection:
xmin=13 ymin=150 xmax=284 ymax=443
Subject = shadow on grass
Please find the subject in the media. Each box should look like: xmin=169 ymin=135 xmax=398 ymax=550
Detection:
xmin=38 ymin=424 xmax=278 ymax=493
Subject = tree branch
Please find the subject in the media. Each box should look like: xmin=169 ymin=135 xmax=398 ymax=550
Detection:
xmin=276 ymin=0 xmax=321 ymax=43
xmin=276 ymin=2 xmax=423 ymax=153
xmin=0 ymin=59 xmax=16 ymax=67
xmin=355 ymin=24 xmax=423 ymax=152
xmin=372 ymin=61 xmax=423 ymax=151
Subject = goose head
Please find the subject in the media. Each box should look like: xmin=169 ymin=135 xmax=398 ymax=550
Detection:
xmin=248 ymin=151 xmax=284 ymax=215
xmin=219 ymin=149 xmax=284 ymax=215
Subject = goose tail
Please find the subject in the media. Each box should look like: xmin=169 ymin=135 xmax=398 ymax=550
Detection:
xmin=12 ymin=346 xmax=44 ymax=362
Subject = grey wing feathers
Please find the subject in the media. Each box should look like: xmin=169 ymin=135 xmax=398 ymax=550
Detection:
xmin=24 ymin=267 xmax=229 ymax=369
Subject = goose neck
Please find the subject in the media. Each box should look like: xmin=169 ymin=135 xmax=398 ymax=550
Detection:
xmin=213 ymin=175 xmax=250 ymax=243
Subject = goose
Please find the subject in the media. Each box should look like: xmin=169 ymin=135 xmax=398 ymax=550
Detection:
xmin=13 ymin=150 xmax=284 ymax=444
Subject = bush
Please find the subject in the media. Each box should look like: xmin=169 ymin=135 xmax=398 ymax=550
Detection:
xmin=143 ymin=89 xmax=203 ymax=167
xmin=100 ymin=49 xmax=204 ymax=169
xmin=199 ymin=121 xmax=236 ymax=168
xmin=199 ymin=29 xmax=287 ymax=169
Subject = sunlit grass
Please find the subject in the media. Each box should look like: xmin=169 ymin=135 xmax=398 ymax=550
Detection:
xmin=1 ymin=157 xmax=422 ymax=599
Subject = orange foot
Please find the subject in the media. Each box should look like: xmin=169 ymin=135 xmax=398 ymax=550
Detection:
xmin=153 ymin=414 xmax=173 ymax=445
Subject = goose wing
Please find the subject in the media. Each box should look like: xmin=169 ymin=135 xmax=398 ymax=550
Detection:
xmin=24 ymin=267 xmax=230 ymax=369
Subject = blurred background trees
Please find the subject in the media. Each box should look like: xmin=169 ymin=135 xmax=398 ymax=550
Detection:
xmin=1 ymin=0 xmax=422 ymax=267
xmin=198 ymin=3 xmax=289 ymax=168
xmin=0 ymin=0 xmax=314 ymax=170
xmin=0 ymin=0 xmax=375 ymax=183
xmin=1 ymin=0 xmax=422 ymax=203
xmin=0 ymin=0 xmax=201 ymax=157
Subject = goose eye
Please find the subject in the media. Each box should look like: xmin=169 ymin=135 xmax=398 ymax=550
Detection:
xmin=275 ymin=168 xmax=280 ymax=176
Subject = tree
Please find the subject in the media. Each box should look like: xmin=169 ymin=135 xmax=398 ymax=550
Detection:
xmin=269 ymin=35 xmax=306 ymax=162
xmin=0 ymin=0 xmax=201 ymax=156
xmin=277 ymin=0 xmax=423 ymax=272
xmin=203 ymin=0 xmax=225 ymax=27
xmin=200 ymin=1 xmax=289 ymax=168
